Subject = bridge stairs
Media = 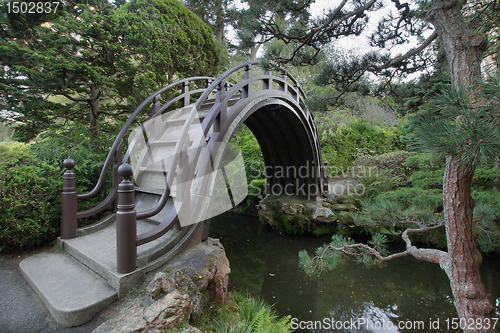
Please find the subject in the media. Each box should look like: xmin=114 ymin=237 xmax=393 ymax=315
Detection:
xmin=19 ymin=101 xmax=217 ymax=327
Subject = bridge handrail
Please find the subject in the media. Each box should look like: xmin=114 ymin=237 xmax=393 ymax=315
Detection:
xmin=133 ymin=62 xmax=259 ymax=220
xmin=135 ymin=60 xmax=310 ymax=242
xmin=134 ymin=61 xmax=262 ymax=222
xmin=73 ymin=76 xmax=215 ymax=210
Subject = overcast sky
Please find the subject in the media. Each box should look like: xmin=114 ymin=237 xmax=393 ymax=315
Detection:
xmin=229 ymin=0 xmax=421 ymax=61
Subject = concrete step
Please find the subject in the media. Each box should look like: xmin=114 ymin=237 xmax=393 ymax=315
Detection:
xmin=61 ymin=219 xmax=182 ymax=296
xmin=19 ymin=252 xmax=117 ymax=327
xmin=134 ymin=190 xmax=176 ymax=223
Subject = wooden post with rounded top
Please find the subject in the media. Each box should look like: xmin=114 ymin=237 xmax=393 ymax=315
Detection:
xmin=61 ymin=158 xmax=77 ymax=239
xmin=116 ymin=163 xmax=137 ymax=274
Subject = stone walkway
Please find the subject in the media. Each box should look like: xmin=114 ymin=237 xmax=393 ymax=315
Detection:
xmin=0 ymin=245 xmax=118 ymax=333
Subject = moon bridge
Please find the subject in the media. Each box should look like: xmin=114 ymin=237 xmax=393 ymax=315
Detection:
xmin=60 ymin=60 xmax=324 ymax=278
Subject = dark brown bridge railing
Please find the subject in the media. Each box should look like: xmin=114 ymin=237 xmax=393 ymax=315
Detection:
xmin=60 ymin=76 xmax=216 ymax=239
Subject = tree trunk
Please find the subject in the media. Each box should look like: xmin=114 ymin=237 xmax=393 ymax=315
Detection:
xmin=215 ymin=0 xmax=224 ymax=42
xmin=428 ymin=0 xmax=487 ymax=92
xmin=250 ymin=44 xmax=260 ymax=61
xmin=441 ymin=156 xmax=495 ymax=332
xmin=427 ymin=1 xmax=495 ymax=331
xmin=89 ymin=86 xmax=101 ymax=140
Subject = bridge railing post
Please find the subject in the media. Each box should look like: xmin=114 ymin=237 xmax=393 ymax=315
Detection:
xmin=61 ymin=158 xmax=77 ymax=239
xmin=215 ymin=81 xmax=227 ymax=132
xmin=242 ymin=64 xmax=252 ymax=98
xmin=292 ymin=82 xmax=299 ymax=102
xmin=322 ymin=161 xmax=329 ymax=196
xmin=152 ymin=94 xmax=161 ymax=116
xmin=116 ymin=163 xmax=137 ymax=274
xmin=263 ymin=70 xmax=271 ymax=90
xmin=279 ymin=70 xmax=286 ymax=92
xmin=183 ymin=81 xmax=190 ymax=107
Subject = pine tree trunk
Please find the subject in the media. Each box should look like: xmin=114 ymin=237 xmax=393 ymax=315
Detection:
xmin=428 ymin=0 xmax=486 ymax=93
xmin=426 ymin=1 xmax=495 ymax=331
xmin=442 ymin=156 xmax=495 ymax=332
xmin=215 ymin=0 xmax=224 ymax=42
xmin=89 ymin=86 xmax=100 ymax=140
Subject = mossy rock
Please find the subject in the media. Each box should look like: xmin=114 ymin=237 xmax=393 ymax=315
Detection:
xmin=333 ymin=203 xmax=358 ymax=212
xmin=337 ymin=211 xmax=353 ymax=226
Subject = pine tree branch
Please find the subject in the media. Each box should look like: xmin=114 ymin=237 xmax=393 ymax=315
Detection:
xmin=50 ymin=90 xmax=102 ymax=103
xmin=64 ymin=106 xmax=88 ymax=121
xmin=373 ymin=30 xmax=438 ymax=70
xmin=400 ymin=220 xmax=448 ymax=263
xmin=97 ymin=109 xmax=128 ymax=116
xmin=264 ymin=0 xmax=378 ymax=64
xmin=311 ymin=219 xmax=447 ymax=271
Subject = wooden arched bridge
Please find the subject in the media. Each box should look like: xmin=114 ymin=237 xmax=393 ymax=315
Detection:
xmin=20 ymin=61 xmax=325 ymax=327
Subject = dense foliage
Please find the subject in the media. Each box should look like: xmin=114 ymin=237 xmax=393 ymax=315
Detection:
xmin=316 ymin=112 xmax=404 ymax=174
xmin=0 ymin=144 xmax=61 ymax=249
xmin=300 ymin=81 xmax=500 ymax=276
xmin=0 ymin=0 xmax=221 ymax=141
xmin=192 ymin=291 xmax=292 ymax=332
xmin=0 ymin=134 xmax=112 ymax=250
xmin=115 ymin=0 xmax=221 ymax=93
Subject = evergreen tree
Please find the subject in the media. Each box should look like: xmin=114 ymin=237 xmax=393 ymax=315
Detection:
xmin=0 ymin=0 xmax=220 ymax=142
xmin=229 ymin=0 xmax=315 ymax=60
xmin=184 ymin=0 xmax=233 ymax=42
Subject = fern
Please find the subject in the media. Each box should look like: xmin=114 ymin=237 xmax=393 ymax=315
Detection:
xmin=250 ymin=308 xmax=292 ymax=333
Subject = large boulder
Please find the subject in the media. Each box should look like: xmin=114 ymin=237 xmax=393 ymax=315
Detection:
xmin=92 ymin=238 xmax=230 ymax=333
xmin=311 ymin=207 xmax=335 ymax=223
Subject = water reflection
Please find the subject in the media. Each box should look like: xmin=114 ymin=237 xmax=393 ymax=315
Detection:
xmin=209 ymin=213 xmax=500 ymax=333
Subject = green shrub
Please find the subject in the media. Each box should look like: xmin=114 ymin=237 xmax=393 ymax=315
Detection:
xmin=472 ymin=190 xmax=500 ymax=218
xmin=236 ymin=179 xmax=267 ymax=215
xmin=316 ymin=115 xmax=404 ymax=173
xmin=354 ymin=151 xmax=416 ymax=184
xmin=0 ymin=145 xmax=62 ymax=249
xmin=29 ymin=135 xmax=113 ymax=214
xmin=209 ymin=292 xmax=292 ymax=333
xmin=231 ymin=125 xmax=265 ymax=182
xmin=354 ymin=152 xmax=500 ymax=252
xmin=312 ymin=224 xmax=332 ymax=236
xmin=0 ymin=132 xmax=116 ymax=250
xmin=349 ymin=167 xmax=400 ymax=200
xmin=377 ymin=187 xmax=443 ymax=211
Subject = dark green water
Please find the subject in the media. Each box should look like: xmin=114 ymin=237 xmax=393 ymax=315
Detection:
xmin=209 ymin=213 xmax=500 ymax=333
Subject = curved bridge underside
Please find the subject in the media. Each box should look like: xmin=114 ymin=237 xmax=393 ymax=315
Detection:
xmin=230 ymin=96 xmax=321 ymax=197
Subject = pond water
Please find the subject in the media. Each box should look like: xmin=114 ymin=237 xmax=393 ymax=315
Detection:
xmin=209 ymin=213 xmax=500 ymax=333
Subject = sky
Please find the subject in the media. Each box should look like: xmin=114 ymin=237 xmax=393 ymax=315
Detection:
xmin=229 ymin=0 xmax=422 ymax=64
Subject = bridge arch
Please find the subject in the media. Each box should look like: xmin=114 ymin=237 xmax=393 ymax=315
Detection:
xmin=212 ymin=93 xmax=322 ymax=199
xmin=60 ymin=60 xmax=325 ymax=277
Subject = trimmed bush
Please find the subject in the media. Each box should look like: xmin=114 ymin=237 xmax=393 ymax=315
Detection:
xmin=0 ymin=145 xmax=61 ymax=249
xmin=29 ymin=135 xmax=113 ymax=214
xmin=0 ymin=134 xmax=114 ymax=250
